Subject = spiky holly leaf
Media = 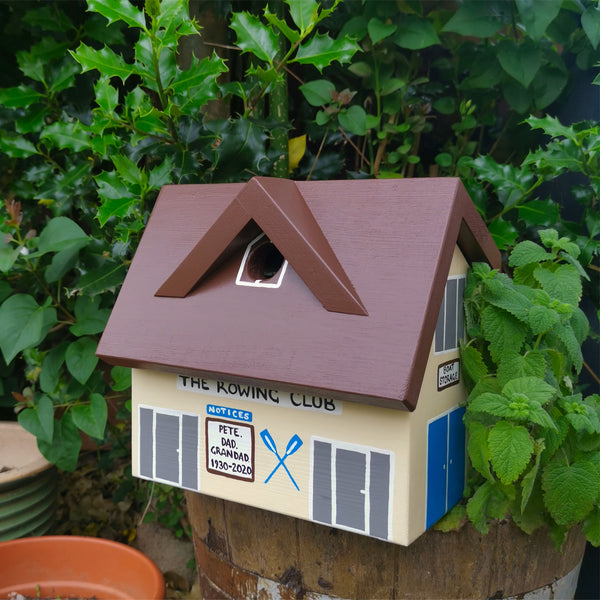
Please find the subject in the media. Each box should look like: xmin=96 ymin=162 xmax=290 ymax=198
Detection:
xmin=294 ymin=33 xmax=360 ymax=72
xmin=230 ymin=11 xmax=278 ymax=65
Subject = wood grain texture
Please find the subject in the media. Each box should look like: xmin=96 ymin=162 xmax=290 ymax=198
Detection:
xmin=98 ymin=177 xmax=501 ymax=411
xmin=185 ymin=492 xmax=586 ymax=600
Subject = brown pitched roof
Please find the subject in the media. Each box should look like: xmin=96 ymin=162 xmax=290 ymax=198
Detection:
xmin=97 ymin=177 xmax=500 ymax=411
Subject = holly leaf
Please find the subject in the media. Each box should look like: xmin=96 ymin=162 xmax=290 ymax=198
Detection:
xmin=542 ymin=456 xmax=600 ymax=526
xmin=0 ymin=85 xmax=43 ymax=108
xmin=294 ymin=33 xmax=360 ymax=73
xmin=0 ymin=135 xmax=38 ymax=158
xmin=70 ymin=43 xmax=135 ymax=84
xmin=488 ymin=421 xmax=534 ymax=485
xmin=287 ymin=0 xmax=318 ymax=35
xmin=86 ymin=0 xmax=146 ymax=30
xmin=230 ymin=11 xmax=278 ymax=65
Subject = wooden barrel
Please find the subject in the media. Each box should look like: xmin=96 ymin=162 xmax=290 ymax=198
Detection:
xmin=185 ymin=492 xmax=586 ymax=600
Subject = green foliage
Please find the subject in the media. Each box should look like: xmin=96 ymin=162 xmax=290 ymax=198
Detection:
xmin=0 ymin=0 xmax=234 ymax=469
xmin=288 ymin=0 xmax=600 ymax=179
xmin=461 ymin=232 xmax=600 ymax=547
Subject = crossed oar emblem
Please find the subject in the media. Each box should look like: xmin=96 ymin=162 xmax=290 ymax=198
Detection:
xmin=260 ymin=429 xmax=303 ymax=490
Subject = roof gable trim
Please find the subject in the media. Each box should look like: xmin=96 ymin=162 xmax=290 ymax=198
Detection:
xmin=155 ymin=177 xmax=368 ymax=316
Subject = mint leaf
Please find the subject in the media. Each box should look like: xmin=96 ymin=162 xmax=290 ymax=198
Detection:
xmin=481 ymin=305 xmax=526 ymax=362
xmin=528 ymin=304 xmax=559 ymax=335
xmin=534 ymin=264 xmax=582 ymax=307
xmin=461 ymin=344 xmax=488 ymax=383
xmin=488 ymin=421 xmax=534 ymax=484
xmin=582 ymin=508 xmax=600 ymax=546
xmin=502 ymin=377 xmax=556 ymax=405
xmin=542 ymin=457 xmax=600 ymax=526
xmin=469 ymin=392 xmax=512 ymax=418
xmin=467 ymin=421 xmax=492 ymax=479
xmin=497 ymin=351 xmax=546 ymax=387
xmin=508 ymin=240 xmax=554 ymax=268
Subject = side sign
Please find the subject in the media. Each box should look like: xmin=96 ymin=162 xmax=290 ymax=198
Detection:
xmin=206 ymin=418 xmax=255 ymax=481
xmin=437 ymin=359 xmax=460 ymax=391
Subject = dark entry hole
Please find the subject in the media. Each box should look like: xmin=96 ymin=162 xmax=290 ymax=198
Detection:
xmin=247 ymin=242 xmax=285 ymax=280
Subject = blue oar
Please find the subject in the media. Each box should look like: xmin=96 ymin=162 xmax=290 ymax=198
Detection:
xmin=260 ymin=430 xmax=303 ymax=490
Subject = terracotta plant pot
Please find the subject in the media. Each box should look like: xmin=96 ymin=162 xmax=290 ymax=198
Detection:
xmin=0 ymin=535 xmax=165 ymax=600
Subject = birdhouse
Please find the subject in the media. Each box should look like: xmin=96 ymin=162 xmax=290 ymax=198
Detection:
xmin=97 ymin=177 xmax=500 ymax=546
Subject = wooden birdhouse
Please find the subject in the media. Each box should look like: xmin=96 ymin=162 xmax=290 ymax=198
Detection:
xmin=97 ymin=177 xmax=500 ymax=546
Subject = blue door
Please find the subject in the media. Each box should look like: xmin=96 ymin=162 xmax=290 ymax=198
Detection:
xmin=426 ymin=406 xmax=466 ymax=529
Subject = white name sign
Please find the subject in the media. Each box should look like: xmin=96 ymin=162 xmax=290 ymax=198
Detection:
xmin=177 ymin=375 xmax=342 ymax=415
xmin=206 ymin=418 xmax=254 ymax=481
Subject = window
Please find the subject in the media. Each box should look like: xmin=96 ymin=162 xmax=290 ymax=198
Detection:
xmin=310 ymin=437 xmax=393 ymax=540
xmin=138 ymin=405 xmax=200 ymax=491
xmin=434 ymin=275 xmax=466 ymax=353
